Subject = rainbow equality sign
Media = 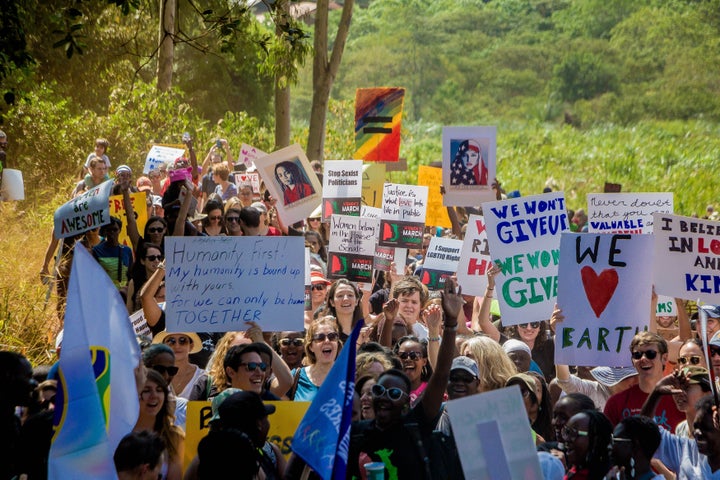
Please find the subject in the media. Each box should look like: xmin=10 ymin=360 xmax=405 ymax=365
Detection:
xmin=354 ymin=87 xmax=405 ymax=162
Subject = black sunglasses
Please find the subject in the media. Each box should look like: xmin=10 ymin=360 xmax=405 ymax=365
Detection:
xmin=312 ymin=332 xmax=339 ymax=342
xmin=280 ymin=338 xmax=304 ymax=347
xmin=147 ymin=227 xmax=165 ymax=233
xmin=145 ymin=255 xmax=164 ymax=261
xmin=151 ymin=365 xmax=179 ymax=377
xmin=519 ymin=322 xmax=540 ymax=329
xmin=398 ymin=351 xmax=423 ymax=361
xmin=631 ymin=349 xmax=658 ymax=360
xmin=226 ymin=217 xmax=240 ymax=223
xmin=371 ymin=384 xmax=408 ymax=401
xmin=449 ymin=374 xmax=476 ymax=384
xmin=164 ymin=336 xmax=191 ymax=346
xmin=239 ymin=361 xmax=268 ymax=372
xmin=311 ymin=284 xmax=327 ymax=291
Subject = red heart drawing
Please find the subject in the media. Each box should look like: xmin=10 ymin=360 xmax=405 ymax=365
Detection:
xmin=580 ymin=266 xmax=619 ymax=318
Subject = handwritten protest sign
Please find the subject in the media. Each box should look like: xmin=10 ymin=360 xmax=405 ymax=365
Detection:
xmin=446 ymin=386 xmax=542 ymax=480
xmin=456 ymin=215 xmax=493 ymax=296
xmin=421 ymin=237 xmax=463 ymax=290
xmin=183 ymin=401 xmax=309 ymax=471
xmin=322 ymin=160 xmax=363 ymax=221
xmin=587 ymin=193 xmax=673 ymax=234
xmin=354 ymin=87 xmax=405 ymax=162
xmin=233 ymin=171 xmax=261 ymax=194
xmin=556 ymin=233 xmax=653 ymax=367
xmin=442 ymin=126 xmax=496 ymax=206
xmin=417 ymin=166 xmax=451 ymax=228
xmin=379 ymin=183 xmax=428 ymax=249
xmin=484 ymin=192 xmax=569 ymax=325
xmin=255 ymin=144 xmax=322 ymax=226
xmin=108 ymin=192 xmax=147 ymax=247
xmin=128 ymin=307 xmax=154 ymax=337
xmin=164 ymin=236 xmax=305 ymax=332
xmin=143 ymin=145 xmax=185 ymax=174
xmin=656 ymin=295 xmax=678 ymax=316
xmin=238 ymin=143 xmax=267 ymax=169
xmin=327 ymin=214 xmax=379 ymax=283
xmin=361 ymin=163 xmax=385 ymax=208
xmin=653 ymin=213 xmax=720 ymax=303
xmin=54 ymin=179 xmax=114 ymax=238
xmin=360 ymin=205 xmax=381 ymax=218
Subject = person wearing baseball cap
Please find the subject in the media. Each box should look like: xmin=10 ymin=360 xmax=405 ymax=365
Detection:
xmin=436 ymin=356 xmax=480 ymax=436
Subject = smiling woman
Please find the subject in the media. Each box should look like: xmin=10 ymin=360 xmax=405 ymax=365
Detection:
xmin=289 ymin=317 xmax=342 ymax=402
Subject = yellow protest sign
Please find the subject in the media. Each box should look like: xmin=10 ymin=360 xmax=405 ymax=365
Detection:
xmin=109 ymin=192 xmax=147 ymax=248
xmin=183 ymin=400 xmax=310 ymax=471
xmin=418 ymin=166 xmax=451 ymax=228
xmin=361 ymin=163 xmax=386 ymax=208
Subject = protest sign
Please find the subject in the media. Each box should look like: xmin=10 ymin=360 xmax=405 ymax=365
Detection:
xmin=238 ymin=143 xmax=267 ymax=169
xmin=417 ymin=165 xmax=451 ymax=228
xmin=587 ymin=192 xmax=673 ymax=233
xmin=54 ymin=179 xmax=114 ymax=238
xmin=164 ymin=236 xmax=305 ymax=332
xmin=255 ymin=144 xmax=322 ymax=226
xmin=446 ymin=386 xmax=542 ymax=480
xmin=183 ymin=401 xmax=310 ymax=471
xmin=360 ymin=205 xmax=381 ymax=218
xmin=0 ymin=168 xmax=24 ymax=201
xmin=143 ymin=145 xmax=185 ymax=174
xmin=556 ymin=233 xmax=653 ymax=367
xmin=233 ymin=171 xmax=261 ymax=194
xmin=304 ymin=247 xmax=312 ymax=311
xmin=373 ymin=245 xmax=407 ymax=275
xmin=361 ymin=163 xmax=385 ymax=208
xmin=420 ymin=237 xmax=463 ymax=290
xmin=327 ymin=214 xmax=379 ymax=283
xmin=653 ymin=213 xmax=720 ymax=303
xmin=354 ymin=87 xmax=405 ymax=162
xmin=656 ymin=295 xmax=678 ymax=316
xmin=442 ymin=126 xmax=496 ymax=206
xmin=108 ymin=192 xmax=147 ymax=247
xmin=322 ymin=160 xmax=363 ymax=221
xmin=484 ymin=192 xmax=569 ymax=325
xmin=128 ymin=308 xmax=152 ymax=337
xmin=379 ymin=183 xmax=428 ymax=249
xmin=456 ymin=215 xmax=493 ymax=296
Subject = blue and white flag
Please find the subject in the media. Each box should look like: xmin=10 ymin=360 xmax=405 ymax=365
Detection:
xmin=292 ymin=320 xmax=364 ymax=480
xmin=49 ymin=246 xmax=141 ymax=479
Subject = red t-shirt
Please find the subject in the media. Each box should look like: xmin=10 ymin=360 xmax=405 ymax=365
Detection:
xmin=603 ymin=384 xmax=684 ymax=432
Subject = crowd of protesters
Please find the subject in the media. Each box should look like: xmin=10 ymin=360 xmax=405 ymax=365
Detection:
xmin=3 ymin=134 xmax=720 ymax=480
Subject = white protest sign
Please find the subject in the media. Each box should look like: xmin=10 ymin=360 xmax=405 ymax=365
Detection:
xmin=164 ymin=236 xmax=305 ymax=332
xmin=587 ymin=192 xmax=673 ymax=234
xmin=446 ymin=386 xmax=542 ymax=480
xmin=234 ymin=172 xmax=261 ymax=193
xmin=378 ymin=183 xmax=428 ymax=249
xmin=322 ymin=160 xmax=363 ymax=221
xmin=653 ymin=213 xmax=720 ymax=302
xmin=327 ymin=214 xmax=379 ymax=283
xmin=144 ymin=145 xmax=185 ymax=174
xmin=420 ymin=236 xmax=463 ymax=290
xmin=360 ymin=206 xmax=382 ymax=219
xmin=53 ymin=179 xmax=115 ymax=238
xmin=0 ymin=169 xmax=24 ymax=201
xmin=254 ymin=144 xmax=322 ymax=226
xmin=484 ymin=192 xmax=569 ymax=325
xmin=442 ymin=126 xmax=497 ymax=206
xmin=129 ymin=308 xmax=154 ymax=337
xmin=556 ymin=233 xmax=653 ymax=367
xmin=656 ymin=295 xmax=678 ymax=316
xmin=456 ymin=214 xmax=492 ymax=296
xmin=238 ymin=143 xmax=267 ymax=169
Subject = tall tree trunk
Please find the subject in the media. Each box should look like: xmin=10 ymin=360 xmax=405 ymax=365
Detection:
xmin=275 ymin=82 xmax=291 ymax=148
xmin=157 ymin=0 xmax=175 ymax=92
xmin=306 ymin=0 xmax=355 ymax=162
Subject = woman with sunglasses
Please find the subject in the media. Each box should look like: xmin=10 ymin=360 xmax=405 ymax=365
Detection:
xmin=347 ymin=278 xmax=464 ymax=480
xmin=562 ymin=409 xmax=612 ymax=480
xmin=274 ymin=331 xmax=306 ymax=370
xmin=125 ymin=242 xmax=163 ymax=313
xmin=151 ymin=331 xmax=205 ymax=400
xmin=201 ymin=200 xmax=226 ymax=236
xmin=289 ymin=317 xmax=342 ymax=401
xmin=133 ymin=369 xmax=184 ymax=480
xmin=394 ymin=335 xmax=433 ymax=405
xmin=142 ymin=344 xmax=188 ymax=431
xmin=224 ymin=207 xmax=243 ymax=236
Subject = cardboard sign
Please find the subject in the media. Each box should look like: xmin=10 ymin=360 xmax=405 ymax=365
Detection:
xmin=108 ymin=192 xmax=148 ymax=248
xmin=420 ymin=237 xmax=463 ymax=290
xmin=361 ymin=163 xmax=386 ymax=208
xmin=442 ymin=126 xmax=497 ymax=206
xmin=322 ymin=160 xmax=363 ymax=221
xmin=483 ymin=192 xmax=569 ymax=325
xmin=379 ymin=183 xmax=428 ymax=249
xmin=656 ymin=295 xmax=678 ymax=316
xmin=556 ymin=233 xmax=654 ymax=367
xmin=327 ymin=214 xmax=379 ymax=283
xmin=417 ymin=166 xmax=451 ymax=228
xmin=238 ymin=143 xmax=267 ymax=169
xmin=354 ymin=87 xmax=405 ymax=162
xmin=183 ymin=400 xmax=310 ymax=471
xmin=587 ymin=193 xmax=673 ymax=234
xmin=456 ymin=215 xmax=493 ymax=296
xmin=233 ymin=171 xmax=261 ymax=194
xmin=54 ymin=179 xmax=115 ymax=238
xmin=164 ymin=236 xmax=305 ymax=332
xmin=255 ymin=144 xmax=322 ymax=226
xmin=446 ymin=386 xmax=543 ymax=480
xmin=653 ymin=213 xmax=720 ymax=302
xmin=143 ymin=145 xmax=185 ymax=174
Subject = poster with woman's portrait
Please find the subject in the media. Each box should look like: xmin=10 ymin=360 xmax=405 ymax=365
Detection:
xmin=255 ymin=144 xmax=322 ymax=225
xmin=442 ymin=126 xmax=497 ymax=206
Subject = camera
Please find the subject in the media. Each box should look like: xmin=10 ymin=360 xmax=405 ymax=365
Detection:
xmin=216 ymin=139 xmax=223 ymax=149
